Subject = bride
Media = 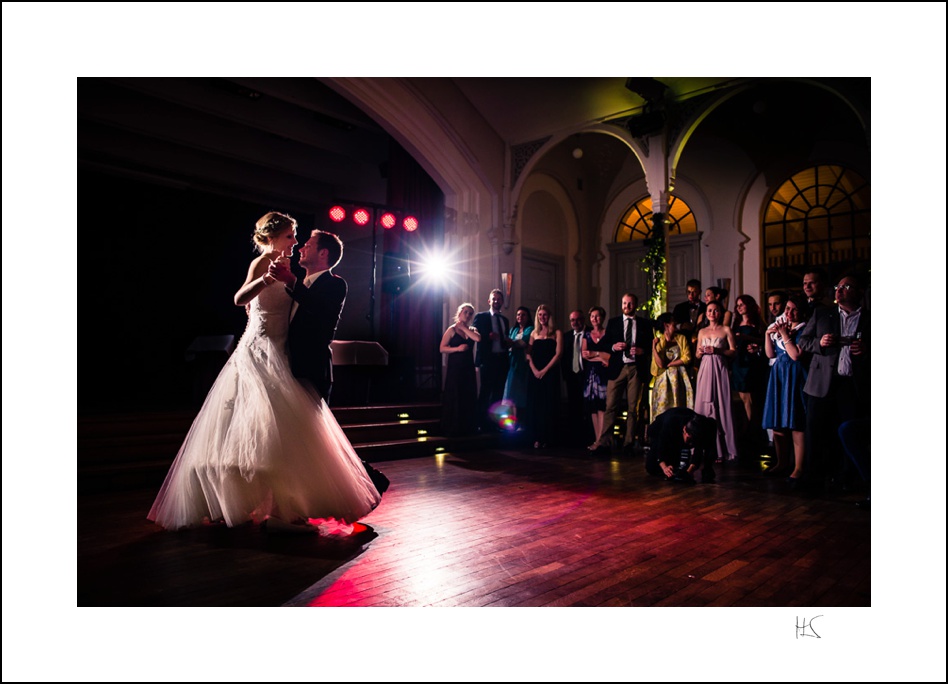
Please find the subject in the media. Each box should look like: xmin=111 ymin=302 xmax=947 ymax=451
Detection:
xmin=147 ymin=212 xmax=382 ymax=531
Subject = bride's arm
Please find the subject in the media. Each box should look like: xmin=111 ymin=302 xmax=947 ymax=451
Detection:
xmin=234 ymin=255 xmax=276 ymax=307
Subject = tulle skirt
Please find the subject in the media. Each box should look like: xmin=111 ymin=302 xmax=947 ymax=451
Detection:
xmin=147 ymin=331 xmax=381 ymax=530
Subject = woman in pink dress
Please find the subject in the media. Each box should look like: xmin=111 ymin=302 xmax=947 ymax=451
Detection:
xmin=694 ymin=300 xmax=738 ymax=463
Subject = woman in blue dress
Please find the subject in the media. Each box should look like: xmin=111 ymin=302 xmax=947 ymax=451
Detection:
xmin=503 ymin=306 xmax=533 ymax=429
xmin=761 ymin=295 xmax=810 ymax=480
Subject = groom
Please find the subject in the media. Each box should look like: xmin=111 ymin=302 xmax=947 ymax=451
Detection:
xmin=269 ymin=229 xmax=347 ymax=404
xmin=270 ymin=229 xmax=389 ymax=495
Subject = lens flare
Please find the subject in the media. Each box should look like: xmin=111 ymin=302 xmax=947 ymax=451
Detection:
xmin=489 ymin=400 xmax=518 ymax=432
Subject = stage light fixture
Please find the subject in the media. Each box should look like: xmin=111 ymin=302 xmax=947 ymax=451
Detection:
xmin=328 ymin=205 xmax=346 ymax=222
xmin=403 ymin=215 xmax=419 ymax=232
xmin=353 ymin=208 xmax=371 ymax=226
xmin=380 ymin=212 xmax=397 ymax=229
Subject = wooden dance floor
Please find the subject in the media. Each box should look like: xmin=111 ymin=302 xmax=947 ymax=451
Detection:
xmin=78 ymin=445 xmax=870 ymax=607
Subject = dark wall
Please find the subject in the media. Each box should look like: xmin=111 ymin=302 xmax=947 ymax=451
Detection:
xmin=82 ymin=154 xmax=445 ymax=413
xmin=81 ymin=169 xmax=315 ymax=413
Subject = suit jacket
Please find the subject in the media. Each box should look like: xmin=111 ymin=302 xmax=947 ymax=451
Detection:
xmin=798 ymin=306 xmax=870 ymax=400
xmin=603 ymin=314 xmax=653 ymax=381
xmin=647 ymin=407 xmax=697 ymax=464
xmin=672 ymin=300 xmax=705 ymax=329
xmin=286 ymin=270 xmax=347 ymax=400
xmin=472 ymin=310 xmax=510 ymax=367
xmin=804 ymin=296 xmax=834 ymax=319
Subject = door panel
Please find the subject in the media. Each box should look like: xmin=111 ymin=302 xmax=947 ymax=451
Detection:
xmin=610 ymin=233 xmax=702 ymax=312
xmin=521 ymin=251 xmax=561 ymax=325
xmin=666 ymin=233 xmax=702 ymax=306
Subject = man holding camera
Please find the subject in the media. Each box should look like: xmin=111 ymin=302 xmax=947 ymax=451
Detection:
xmin=798 ymin=274 xmax=870 ymax=492
xmin=644 ymin=408 xmax=718 ymax=485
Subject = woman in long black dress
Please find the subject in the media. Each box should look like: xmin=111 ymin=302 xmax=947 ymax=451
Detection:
xmin=526 ymin=304 xmax=563 ymax=448
xmin=439 ymin=303 xmax=481 ymax=437
xmin=731 ymin=294 xmax=768 ymax=459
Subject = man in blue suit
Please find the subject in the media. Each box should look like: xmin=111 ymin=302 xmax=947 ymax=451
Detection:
xmin=600 ymin=292 xmax=653 ymax=453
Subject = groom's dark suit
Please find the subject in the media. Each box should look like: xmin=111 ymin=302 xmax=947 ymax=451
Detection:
xmin=287 ymin=270 xmax=347 ymax=404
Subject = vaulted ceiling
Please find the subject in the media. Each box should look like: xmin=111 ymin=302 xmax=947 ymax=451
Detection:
xmin=78 ymin=77 xmax=757 ymax=214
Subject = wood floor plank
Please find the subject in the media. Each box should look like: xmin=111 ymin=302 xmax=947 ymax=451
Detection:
xmin=79 ymin=444 xmax=871 ymax=607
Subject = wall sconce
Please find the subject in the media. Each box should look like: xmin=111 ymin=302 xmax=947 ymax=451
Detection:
xmin=501 ymin=272 xmax=512 ymax=305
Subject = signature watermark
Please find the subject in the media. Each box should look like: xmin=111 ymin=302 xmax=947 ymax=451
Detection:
xmin=795 ymin=615 xmax=822 ymax=639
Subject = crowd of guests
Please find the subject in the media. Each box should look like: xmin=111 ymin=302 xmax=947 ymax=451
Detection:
xmin=440 ymin=268 xmax=870 ymax=504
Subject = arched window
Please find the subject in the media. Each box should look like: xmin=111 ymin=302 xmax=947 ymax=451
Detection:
xmin=615 ymin=194 xmax=697 ymax=241
xmin=762 ymin=165 xmax=870 ymax=290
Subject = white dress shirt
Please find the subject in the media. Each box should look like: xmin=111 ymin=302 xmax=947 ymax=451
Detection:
xmin=837 ymin=306 xmax=861 ymax=376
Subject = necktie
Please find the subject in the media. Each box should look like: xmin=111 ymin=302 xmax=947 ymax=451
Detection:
xmin=625 ymin=317 xmax=633 ymax=351
xmin=573 ymin=332 xmax=582 ymax=373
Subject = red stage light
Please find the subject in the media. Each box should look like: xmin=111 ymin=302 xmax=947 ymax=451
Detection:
xmin=328 ymin=205 xmax=346 ymax=222
xmin=353 ymin=208 xmax=371 ymax=226
xmin=380 ymin=212 xmax=397 ymax=229
xmin=403 ymin=215 xmax=419 ymax=232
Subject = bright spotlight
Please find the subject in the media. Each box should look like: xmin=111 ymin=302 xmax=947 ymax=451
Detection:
xmin=328 ymin=205 xmax=346 ymax=222
xmin=419 ymin=252 xmax=449 ymax=283
xmin=403 ymin=215 xmax=419 ymax=232
xmin=410 ymin=245 xmax=464 ymax=291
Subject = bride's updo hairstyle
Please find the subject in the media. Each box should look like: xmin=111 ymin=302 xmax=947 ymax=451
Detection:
xmin=253 ymin=211 xmax=298 ymax=252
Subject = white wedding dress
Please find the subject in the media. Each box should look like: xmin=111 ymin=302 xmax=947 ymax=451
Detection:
xmin=147 ymin=281 xmax=381 ymax=530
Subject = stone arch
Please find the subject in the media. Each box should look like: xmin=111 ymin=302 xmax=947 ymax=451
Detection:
xmin=322 ymin=77 xmax=505 ymax=323
xmin=509 ymin=123 xmax=647 ymax=221
xmin=669 ymin=78 xmax=869 ymax=189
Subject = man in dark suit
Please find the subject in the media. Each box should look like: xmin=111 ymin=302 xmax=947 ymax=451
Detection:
xmin=672 ymin=279 xmax=705 ymax=336
xmin=601 ymin=292 xmax=653 ymax=453
xmin=802 ymin=267 xmax=833 ymax=316
xmin=270 ymin=229 xmax=347 ymax=404
xmin=798 ymin=273 xmax=870 ymax=490
xmin=562 ymin=309 xmax=593 ymax=446
xmin=270 ymin=228 xmax=390 ymax=495
xmin=473 ymin=289 xmax=510 ymax=431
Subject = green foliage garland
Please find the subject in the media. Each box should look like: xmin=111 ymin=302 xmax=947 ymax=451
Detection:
xmin=640 ymin=227 xmax=666 ymax=320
